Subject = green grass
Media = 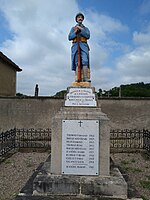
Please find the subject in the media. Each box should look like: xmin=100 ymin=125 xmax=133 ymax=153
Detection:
xmin=141 ymin=152 xmax=150 ymax=160
xmin=121 ymin=160 xmax=129 ymax=165
xmin=141 ymin=195 xmax=149 ymax=200
xmin=140 ymin=180 xmax=150 ymax=190
xmin=120 ymin=159 xmax=143 ymax=173
xmin=122 ymin=165 xmax=142 ymax=173
xmin=4 ymin=159 xmax=12 ymax=164
xmin=131 ymin=158 xmax=136 ymax=163
xmin=146 ymin=175 xmax=150 ymax=180
xmin=130 ymin=168 xmax=142 ymax=173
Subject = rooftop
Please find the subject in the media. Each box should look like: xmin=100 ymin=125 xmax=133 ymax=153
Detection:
xmin=0 ymin=51 xmax=22 ymax=72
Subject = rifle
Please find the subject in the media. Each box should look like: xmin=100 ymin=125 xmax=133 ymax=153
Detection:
xmin=77 ymin=32 xmax=81 ymax=82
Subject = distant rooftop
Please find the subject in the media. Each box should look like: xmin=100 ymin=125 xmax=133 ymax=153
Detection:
xmin=0 ymin=51 xmax=22 ymax=72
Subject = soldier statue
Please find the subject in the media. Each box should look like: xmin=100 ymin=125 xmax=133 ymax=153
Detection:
xmin=68 ymin=13 xmax=91 ymax=82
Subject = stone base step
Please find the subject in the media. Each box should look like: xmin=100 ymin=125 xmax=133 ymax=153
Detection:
xmin=32 ymin=166 xmax=127 ymax=199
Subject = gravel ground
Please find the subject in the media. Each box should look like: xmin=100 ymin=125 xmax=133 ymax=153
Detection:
xmin=111 ymin=151 xmax=150 ymax=200
xmin=0 ymin=151 xmax=150 ymax=200
xmin=0 ymin=152 xmax=49 ymax=200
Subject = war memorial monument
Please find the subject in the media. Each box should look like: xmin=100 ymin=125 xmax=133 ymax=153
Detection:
xmin=32 ymin=13 xmax=127 ymax=199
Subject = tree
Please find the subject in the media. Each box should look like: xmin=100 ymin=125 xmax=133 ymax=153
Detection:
xmin=97 ymin=88 xmax=102 ymax=97
xmin=54 ymin=90 xmax=67 ymax=97
xmin=16 ymin=93 xmax=27 ymax=97
xmin=109 ymin=82 xmax=150 ymax=97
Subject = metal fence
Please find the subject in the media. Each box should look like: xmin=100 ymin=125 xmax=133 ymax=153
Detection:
xmin=16 ymin=128 xmax=51 ymax=149
xmin=0 ymin=128 xmax=51 ymax=160
xmin=0 ymin=129 xmax=16 ymax=157
xmin=110 ymin=129 xmax=144 ymax=152
xmin=0 ymin=128 xmax=150 ymax=160
xmin=143 ymin=129 xmax=150 ymax=152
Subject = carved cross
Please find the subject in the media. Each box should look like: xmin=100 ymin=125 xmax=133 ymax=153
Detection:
xmin=78 ymin=120 xmax=83 ymax=127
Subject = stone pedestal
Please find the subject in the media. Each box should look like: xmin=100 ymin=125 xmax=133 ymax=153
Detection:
xmin=33 ymin=167 xmax=127 ymax=199
xmin=33 ymin=87 xmax=127 ymax=199
xmin=72 ymin=81 xmax=91 ymax=88
xmin=51 ymin=106 xmax=110 ymax=176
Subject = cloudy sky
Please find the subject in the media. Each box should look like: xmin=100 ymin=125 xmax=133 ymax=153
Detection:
xmin=0 ymin=0 xmax=150 ymax=96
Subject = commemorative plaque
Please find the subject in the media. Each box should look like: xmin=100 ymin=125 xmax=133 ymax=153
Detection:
xmin=62 ymin=120 xmax=99 ymax=175
xmin=65 ymin=88 xmax=97 ymax=107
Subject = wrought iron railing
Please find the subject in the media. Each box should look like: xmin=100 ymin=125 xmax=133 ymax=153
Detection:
xmin=110 ymin=129 xmax=144 ymax=152
xmin=143 ymin=129 xmax=150 ymax=152
xmin=0 ymin=128 xmax=150 ymax=160
xmin=0 ymin=129 xmax=16 ymax=157
xmin=16 ymin=128 xmax=51 ymax=149
xmin=0 ymin=128 xmax=51 ymax=160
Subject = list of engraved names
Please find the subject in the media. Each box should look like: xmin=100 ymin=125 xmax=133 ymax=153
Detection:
xmin=62 ymin=120 xmax=99 ymax=175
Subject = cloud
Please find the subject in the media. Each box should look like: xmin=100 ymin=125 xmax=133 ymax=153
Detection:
xmin=92 ymin=67 xmax=114 ymax=90
xmin=84 ymin=9 xmax=129 ymax=90
xmin=133 ymin=28 xmax=150 ymax=46
xmin=115 ymin=24 xmax=150 ymax=86
xmin=0 ymin=0 xmax=138 ymax=95
xmin=0 ymin=0 xmax=79 ymax=95
xmin=116 ymin=45 xmax=150 ymax=86
xmin=86 ymin=10 xmax=128 ymax=43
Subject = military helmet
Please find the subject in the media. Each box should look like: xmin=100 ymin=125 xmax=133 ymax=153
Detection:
xmin=75 ymin=12 xmax=84 ymax=22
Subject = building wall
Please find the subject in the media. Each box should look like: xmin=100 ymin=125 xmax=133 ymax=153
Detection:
xmin=0 ymin=97 xmax=150 ymax=132
xmin=0 ymin=61 xmax=16 ymax=96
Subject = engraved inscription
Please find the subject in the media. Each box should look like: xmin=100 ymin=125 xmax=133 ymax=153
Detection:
xmin=62 ymin=120 xmax=99 ymax=175
xmin=65 ymin=88 xmax=97 ymax=107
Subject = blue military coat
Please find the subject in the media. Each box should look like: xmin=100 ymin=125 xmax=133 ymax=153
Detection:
xmin=68 ymin=24 xmax=90 ymax=71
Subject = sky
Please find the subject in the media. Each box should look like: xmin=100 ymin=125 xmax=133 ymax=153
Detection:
xmin=0 ymin=0 xmax=150 ymax=96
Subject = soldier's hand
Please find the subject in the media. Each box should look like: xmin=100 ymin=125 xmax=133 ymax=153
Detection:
xmin=74 ymin=26 xmax=79 ymax=33
xmin=76 ymin=25 xmax=82 ymax=30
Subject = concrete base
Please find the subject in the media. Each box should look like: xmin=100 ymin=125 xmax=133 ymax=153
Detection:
xmin=32 ymin=87 xmax=127 ymax=199
xmin=33 ymin=161 xmax=127 ymax=199
xmin=51 ymin=106 xmax=110 ymax=176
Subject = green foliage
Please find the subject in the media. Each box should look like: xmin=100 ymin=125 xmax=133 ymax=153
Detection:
xmin=98 ymin=82 xmax=150 ymax=97
xmin=109 ymin=87 xmax=119 ymax=97
xmin=120 ymin=82 xmax=150 ymax=97
xmin=97 ymin=88 xmax=102 ymax=97
xmin=16 ymin=92 xmax=26 ymax=97
xmin=54 ymin=90 xmax=67 ymax=97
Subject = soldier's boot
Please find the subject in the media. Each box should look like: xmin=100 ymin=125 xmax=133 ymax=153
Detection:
xmin=83 ymin=65 xmax=91 ymax=82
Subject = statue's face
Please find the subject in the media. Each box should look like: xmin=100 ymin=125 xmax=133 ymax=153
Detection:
xmin=77 ymin=15 xmax=84 ymax=24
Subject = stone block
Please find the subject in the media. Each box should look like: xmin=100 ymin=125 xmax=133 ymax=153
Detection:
xmin=81 ymin=176 xmax=127 ymax=198
xmin=33 ymin=166 xmax=127 ymax=199
xmin=33 ymin=175 xmax=80 ymax=195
